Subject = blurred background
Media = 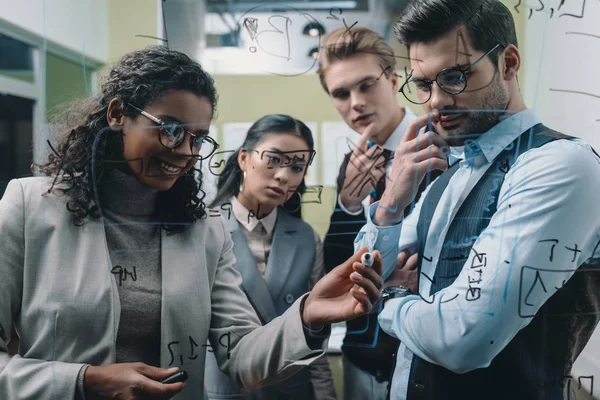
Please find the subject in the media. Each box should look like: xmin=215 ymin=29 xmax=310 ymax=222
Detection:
xmin=1 ymin=0 xmax=599 ymax=398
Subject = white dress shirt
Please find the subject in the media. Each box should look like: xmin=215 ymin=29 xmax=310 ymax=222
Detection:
xmin=354 ymin=109 xmax=600 ymax=399
xmin=231 ymin=196 xmax=325 ymax=287
xmin=338 ymin=107 xmax=417 ymax=216
xmin=231 ymin=196 xmax=277 ymax=275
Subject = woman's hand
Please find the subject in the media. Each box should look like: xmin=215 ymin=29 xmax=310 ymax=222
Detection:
xmin=302 ymin=247 xmax=383 ymax=328
xmin=84 ymin=363 xmax=185 ymax=400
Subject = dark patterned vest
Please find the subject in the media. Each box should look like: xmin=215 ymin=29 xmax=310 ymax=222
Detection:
xmin=405 ymin=124 xmax=600 ymax=400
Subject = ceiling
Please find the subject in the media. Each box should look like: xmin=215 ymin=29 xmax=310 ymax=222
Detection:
xmin=163 ymin=0 xmax=411 ymax=75
xmin=205 ymin=0 xmax=370 ymax=13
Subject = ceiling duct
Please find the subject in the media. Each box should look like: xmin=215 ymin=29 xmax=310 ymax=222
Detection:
xmin=162 ymin=0 xmax=207 ymax=58
xmin=206 ymin=0 xmax=369 ymax=13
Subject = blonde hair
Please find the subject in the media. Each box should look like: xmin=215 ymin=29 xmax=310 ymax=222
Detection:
xmin=317 ymin=27 xmax=396 ymax=94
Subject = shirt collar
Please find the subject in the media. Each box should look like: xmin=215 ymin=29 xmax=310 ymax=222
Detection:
xmin=448 ymin=109 xmax=542 ymax=166
xmin=380 ymin=107 xmax=417 ymax=151
xmin=231 ymin=196 xmax=277 ymax=235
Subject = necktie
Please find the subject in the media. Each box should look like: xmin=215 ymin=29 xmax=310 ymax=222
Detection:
xmin=255 ymin=222 xmax=268 ymax=276
xmin=371 ymin=148 xmax=392 ymax=204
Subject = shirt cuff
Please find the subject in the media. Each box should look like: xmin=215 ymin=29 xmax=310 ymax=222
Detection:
xmin=337 ymin=194 xmax=364 ymax=216
xmin=300 ymin=295 xmax=331 ymax=349
xmin=75 ymin=364 xmax=90 ymax=400
xmin=354 ymin=202 xmax=403 ymax=280
xmin=377 ymin=295 xmax=419 ymax=339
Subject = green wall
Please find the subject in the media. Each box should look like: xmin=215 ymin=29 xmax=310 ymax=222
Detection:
xmin=44 ymin=0 xmax=162 ymax=120
xmin=45 ymin=53 xmax=95 ymax=120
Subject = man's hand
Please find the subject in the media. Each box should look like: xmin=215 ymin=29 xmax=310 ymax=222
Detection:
xmin=386 ymin=249 xmax=419 ymax=293
xmin=339 ymin=124 xmax=388 ymax=211
xmin=302 ymin=247 xmax=383 ymax=328
xmin=84 ymin=363 xmax=185 ymax=400
xmin=375 ymin=112 xmax=449 ymax=226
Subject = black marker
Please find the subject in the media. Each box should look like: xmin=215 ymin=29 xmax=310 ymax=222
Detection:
xmin=161 ymin=370 xmax=188 ymax=384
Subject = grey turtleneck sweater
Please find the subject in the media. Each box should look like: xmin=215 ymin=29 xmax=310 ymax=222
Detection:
xmin=101 ymin=167 xmax=162 ymax=366
xmin=76 ymin=167 xmax=163 ymax=398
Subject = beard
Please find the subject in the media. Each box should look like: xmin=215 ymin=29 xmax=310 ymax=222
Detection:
xmin=438 ymin=72 xmax=510 ymax=147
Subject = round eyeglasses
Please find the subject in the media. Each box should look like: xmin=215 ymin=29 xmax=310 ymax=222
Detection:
xmin=127 ymin=103 xmax=219 ymax=160
xmin=399 ymin=44 xmax=503 ymax=105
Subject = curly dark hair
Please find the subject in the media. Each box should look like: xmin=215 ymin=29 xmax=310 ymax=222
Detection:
xmin=34 ymin=45 xmax=218 ymax=234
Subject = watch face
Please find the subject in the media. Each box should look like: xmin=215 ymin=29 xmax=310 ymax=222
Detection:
xmin=383 ymin=286 xmax=412 ymax=300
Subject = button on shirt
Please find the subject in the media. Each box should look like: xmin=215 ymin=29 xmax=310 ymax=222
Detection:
xmin=354 ymin=109 xmax=600 ymax=399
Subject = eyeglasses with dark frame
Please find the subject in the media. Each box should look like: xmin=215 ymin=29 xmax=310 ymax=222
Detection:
xmin=127 ymin=103 xmax=220 ymax=160
xmin=399 ymin=44 xmax=504 ymax=105
xmin=250 ymin=149 xmax=316 ymax=174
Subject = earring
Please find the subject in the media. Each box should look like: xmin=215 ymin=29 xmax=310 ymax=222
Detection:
xmin=239 ymin=171 xmax=246 ymax=193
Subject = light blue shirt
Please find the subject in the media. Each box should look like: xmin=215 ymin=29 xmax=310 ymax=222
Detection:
xmin=354 ymin=109 xmax=600 ymax=399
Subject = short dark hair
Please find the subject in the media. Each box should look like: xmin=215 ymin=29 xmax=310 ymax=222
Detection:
xmin=394 ymin=0 xmax=517 ymax=66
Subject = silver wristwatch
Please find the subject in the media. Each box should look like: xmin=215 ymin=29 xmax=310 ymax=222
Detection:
xmin=382 ymin=285 xmax=413 ymax=304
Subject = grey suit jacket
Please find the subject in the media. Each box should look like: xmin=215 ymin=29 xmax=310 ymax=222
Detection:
xmin=204 ymin=209 xmax=336 ymax=399
xmin=0 ymin=178 xmax=328 ymax=399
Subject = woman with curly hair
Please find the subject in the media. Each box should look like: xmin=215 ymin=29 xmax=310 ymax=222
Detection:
xmin=0 ymin=46 xmax=382 ymax=400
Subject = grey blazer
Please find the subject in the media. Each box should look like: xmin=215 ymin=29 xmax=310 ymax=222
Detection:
xmin=0 ymin=178 xmax=328 ymax=400
xmin=204 ymin=210 xmax=336 ymax=399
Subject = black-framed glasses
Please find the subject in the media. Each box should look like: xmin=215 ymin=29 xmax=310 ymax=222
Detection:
xmin=127 ymin=103 xmax=219 ymax=160
xmin=399 ymin=44 xmax=503 ymax=105
xmin=252 ymin=149 xmax=316 ymax=173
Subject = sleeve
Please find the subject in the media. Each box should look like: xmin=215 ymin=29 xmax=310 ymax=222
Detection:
xmin=378 ymin=140 xmax=600 ymax=373
xmin=0 ymin=179 xmax=85 ymax=399
xmin=353 ymin=193 xmax=424 ymax=281
xmin=208 ymin=219 xmax=329 ymax=390
xmin=75 ymin=365 xmax=89 ymax=400
xmin=308 ymin=354 xmax=337 ymax=400
xmin=337 ymin=194 xmax=363 ymax=216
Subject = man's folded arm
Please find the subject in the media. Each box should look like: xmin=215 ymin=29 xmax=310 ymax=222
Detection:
xmin=378 ymin=141 xmax=600 ymax=373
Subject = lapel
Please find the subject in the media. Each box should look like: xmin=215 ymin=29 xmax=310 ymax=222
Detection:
xmin=160 ymin=224 xmax=210 ymax=391
xmin=228 ymin=218 xmax=279 ymax=323
xmin=264 ymin=211 xmax=300 ymax=302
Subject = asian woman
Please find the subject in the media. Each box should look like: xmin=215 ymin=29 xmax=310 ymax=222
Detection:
xmin=205 ymin=115 xmax=336 ymax=400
